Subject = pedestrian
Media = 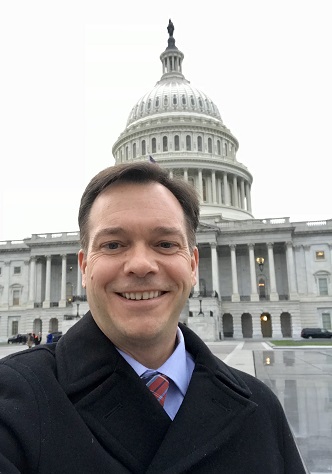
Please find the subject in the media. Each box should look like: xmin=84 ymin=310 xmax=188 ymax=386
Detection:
xmin=34 ymin=332 xmax=42 ymax=345
xmin=26 ymin=333 xmax=34 ymax=349
xmin=0 ymin=161 xmax=306 ymax=473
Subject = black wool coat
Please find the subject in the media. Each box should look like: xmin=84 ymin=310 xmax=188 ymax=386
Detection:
xmin=0 ymin=312 xmax=306 ymax=473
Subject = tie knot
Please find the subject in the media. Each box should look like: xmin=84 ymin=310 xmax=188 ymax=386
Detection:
xmin=142 ymin=372 xmax=169 ymax=407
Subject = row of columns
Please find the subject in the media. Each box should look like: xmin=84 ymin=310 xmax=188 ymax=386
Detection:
xmin=27 ymin=255 xmax=82 ymax=309
xmin=194 ymin=241 xmax=298 ymax=301
xmin=179 ymin=169 xmax=252 ymax=212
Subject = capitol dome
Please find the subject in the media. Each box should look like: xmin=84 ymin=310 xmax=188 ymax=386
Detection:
xmin=112 ymin=21 xmax=254 ymax=223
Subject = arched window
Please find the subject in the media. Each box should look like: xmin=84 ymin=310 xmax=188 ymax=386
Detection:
xmin=133 ymin=143 xmax=136 ymax=159
xmin=141 ymin=140 xmax=146 ymax=156
xmin=208 ymin=137 xmax=212 ymax=153
xmin=164 ymin=95 xmax=168 ymax=106
xmin=190 ymin=95 xmax=195 ymax=107
xmin=173 ymin=94 xmax=177 ymax=105
xmin=224 ymin=142 xmax=228 ymax=156
xmin=217 ymin=140 xmax=221 ymax=155
xmin=174 ymin=135 xmax=180 ymax=151
xmin=182 ymin=94 xmax=186 ymax=105
xmin=197 ymin=136 xmax=202 ymax=152
xmin=163 ymin=136 xmax=168 ymax=152
xmin=186 ymin=135 xmax=191 ymax=151
xmin=125 ymin=146 xmax=129 ymax=160
xmin=155 ymin=97 xmax=160 ymax=107
xmin=152 ymin=138 xmax=157 ymax=154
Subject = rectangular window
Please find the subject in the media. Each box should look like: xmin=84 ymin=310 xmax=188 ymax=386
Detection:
xmin=14 ymin=266 xmax=21 ymax=275
xmin=12 ymin=320 xmax=18 ymax=335
xmin=316 ymin=250 xmax=325 ymax=260
xmin=13 ymin=290 xmax=20 ymax=306
xmin=322 ymin=312 xmax=331 ymax=329
xmin=318 ymin=278 xmax=328 ymax=296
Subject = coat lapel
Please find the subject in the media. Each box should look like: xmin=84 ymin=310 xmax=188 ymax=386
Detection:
xmin=56 ymin=313 xmax=172 ymax=473
xmin=146 ymin=325 xmax=258 ymax=473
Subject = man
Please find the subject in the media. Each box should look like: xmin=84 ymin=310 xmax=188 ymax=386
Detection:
xmin=0 ymin=162 xmax=306 ymax=473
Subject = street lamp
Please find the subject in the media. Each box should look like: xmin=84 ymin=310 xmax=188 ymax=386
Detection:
xmin=256 ymin=257 xmax=265 ymax=272
xmin=198 ymin=298 xmax=204 ymax=316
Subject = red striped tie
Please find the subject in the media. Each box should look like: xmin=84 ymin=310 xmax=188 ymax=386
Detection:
xmin=143 ymin=373 xmax=169 ymax=407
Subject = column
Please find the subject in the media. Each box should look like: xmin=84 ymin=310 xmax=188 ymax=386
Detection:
xmin=28 ymin=257 xmax=36 ymax=308
xmin=230 ymin=244 xmax=240 ymax=301
xmin=248 ymin=244 xmax=259 ymax=301
xmin=211 ymin=171 xmax=217 ymax=204
xmin=1 ymin=262 xmax=10 ymax=307
xmin=169 ymin=170 xmax=173 ymax=179
xmin=286 ymin=242 xmax=298 ymax=299
xmin=223 ymin=172 xmax=230 ymax=205
xmin=198 ymin=169 xmax=203 ymax=202
xmin=232 ymin=176 xmax=238 ymax=207
xmin=267 ymin=243 xmax=279 ymax=301
xmin=43 ymin=255 xmax=52 ymax=308
xmin=183 ymin=169 xmax=188 ymax=181
xmin=304 ymin=245 xmax=313 ymax=294
xmin=210 ymin=242 xmax=220 ymax=296
xmin=240 ymin=179 xmax=245 ymax=209
xmin=22 ymin=261 xmax=29 ymax=305
xmin=245 ymin=182 xmax=252 ymax=213
xmin=59 ymin=254 xmax=67 ymax=308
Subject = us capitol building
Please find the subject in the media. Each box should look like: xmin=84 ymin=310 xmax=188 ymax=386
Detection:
xmin=1 ymin=23 xmax=332 ymax=342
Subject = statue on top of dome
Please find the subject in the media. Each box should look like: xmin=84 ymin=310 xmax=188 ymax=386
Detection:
xmin=167 ymin=19 xmax=174 ymax=37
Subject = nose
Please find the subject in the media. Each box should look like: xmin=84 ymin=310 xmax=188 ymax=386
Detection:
xmin=123 ymin=244 xmax=159 ymax=277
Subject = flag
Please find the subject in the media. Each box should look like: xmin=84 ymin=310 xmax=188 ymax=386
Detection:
xmin=149 ymin=155 xmax=156 ymax=163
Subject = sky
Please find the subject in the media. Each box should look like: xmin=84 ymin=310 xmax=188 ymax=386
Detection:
xmin=0 ymin=0 xmax=331 ymax=241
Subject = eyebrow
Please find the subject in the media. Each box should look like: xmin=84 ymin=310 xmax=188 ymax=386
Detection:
xmin=92 ymin=226 xmax=185 ymax=243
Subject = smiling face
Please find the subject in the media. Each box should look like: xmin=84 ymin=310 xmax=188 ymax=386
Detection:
xmin=79 ymin=181 xmax=198 ymax=363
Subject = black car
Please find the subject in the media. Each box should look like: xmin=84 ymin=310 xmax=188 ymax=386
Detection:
xmin=301 ymin=328 xmax=332 ymax=339
xmin=7 ymin=334 xmax=27 ymax=344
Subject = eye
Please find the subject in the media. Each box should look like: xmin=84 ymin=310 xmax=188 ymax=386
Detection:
xmin=104 ymin=242 xmax=121 ymax=250
xmin=159 ymin=242 xmax=174 ymax=249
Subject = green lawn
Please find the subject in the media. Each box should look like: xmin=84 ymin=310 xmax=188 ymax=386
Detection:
xmin=271 ymin=339 xmax=332 ymax=347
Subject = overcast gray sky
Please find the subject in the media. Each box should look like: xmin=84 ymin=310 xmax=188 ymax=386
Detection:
xmin=0 ymin=0 xmax=331 ymax=241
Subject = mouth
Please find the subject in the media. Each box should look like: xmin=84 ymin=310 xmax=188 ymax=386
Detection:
xmin=118 ymin=291 xmax=165 ymax=301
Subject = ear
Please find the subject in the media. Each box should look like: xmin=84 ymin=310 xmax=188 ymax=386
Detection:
xmin=191 ymin=246 xmax=199 ymax=287
xmin=78 ymin=249 xmax=87 ymax=289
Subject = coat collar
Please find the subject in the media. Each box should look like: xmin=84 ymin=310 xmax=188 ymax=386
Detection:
xmin=56 ymin=312 xmax=256 ymax=473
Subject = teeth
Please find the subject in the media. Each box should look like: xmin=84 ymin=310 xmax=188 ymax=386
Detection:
xmin=121 ymin=291 xmax=161 ymax=300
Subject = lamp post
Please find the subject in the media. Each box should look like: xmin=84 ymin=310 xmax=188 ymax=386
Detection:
xmin=256 ymin=257 xmax=265 ymax=272
xmin=198 ymin=298 xmax=204 ymax=316
xmin=73 ymin=295 xmax=84 ymax=318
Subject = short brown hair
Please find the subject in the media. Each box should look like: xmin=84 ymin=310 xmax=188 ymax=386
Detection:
xmin=78 ymin=162 xmax=200 ymax=252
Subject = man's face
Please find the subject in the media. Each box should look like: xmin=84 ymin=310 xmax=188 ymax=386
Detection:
xmin=79 ymin=181 xmax=198 ymax=353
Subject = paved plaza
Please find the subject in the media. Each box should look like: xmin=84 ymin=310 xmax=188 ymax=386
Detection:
xmin=1 ymin=341 xmax=332 ymax=473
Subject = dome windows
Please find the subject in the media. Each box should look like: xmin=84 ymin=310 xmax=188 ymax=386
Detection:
xmin=141 ymin=140 xmax=146 ymax=156
xmin=163 ymin=136 xmax=168 ymax=152
xmin=173 ymin=94 xmax=177 ymax=106
xmin=190 ymin=95 xmax=195 ymax=107
xmin=198 ymin=97 xmax=203 ymax=108
xmin=186 ymin=135 xmax=192 ymax=151
xmin=152 ymin=137 xmax=157 ymax=154
xmin=147 ymin=99 xmax=151 ymax=111
xmin=217 ymin=140 xmax=221 ymax=155
xmin=164 ymin=95 xmax=168 ymax=106
xmin=133 ymin=143 xmax=137 ymax=159
xmin=155 ymin=97 xmax=160 ymax=108
xmin=208 ymin=137 xmax=212 ymax=154
xmin=182 ymin=94 xmax=186 ymax=106
xmin=197 ymin=136 xmax=203 ymax=152
xmin=174 ymin=135 xmax=180 ymax=151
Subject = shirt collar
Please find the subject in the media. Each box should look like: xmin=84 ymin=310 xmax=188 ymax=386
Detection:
xmin=117 ymin=327 xmax=191 ymax=396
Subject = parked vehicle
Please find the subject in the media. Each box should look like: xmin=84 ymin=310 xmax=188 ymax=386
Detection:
xmin=301 ymin=328 xmax=332 ymax=339
xmin=7 ymin=334 xmax=27 ymax=344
